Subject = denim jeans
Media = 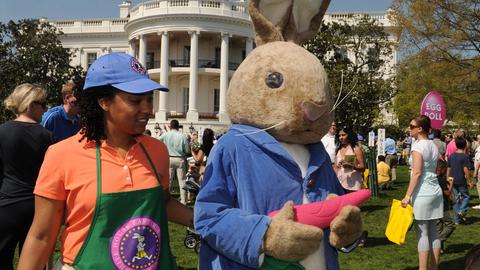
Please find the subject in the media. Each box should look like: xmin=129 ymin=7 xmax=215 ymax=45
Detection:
xmin=453 ymin=184 xmax=470 ymax=223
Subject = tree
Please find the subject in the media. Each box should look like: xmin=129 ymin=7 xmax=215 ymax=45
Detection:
xmin=0 ymin=19 xmax=83 ymax=122
xmin=391 ymin=0 xmax=480 ymax=130
xmin=393 ymin=49 xmax=480 ymax=131
xmin=304 ymin=15 xmax=397 ymax=135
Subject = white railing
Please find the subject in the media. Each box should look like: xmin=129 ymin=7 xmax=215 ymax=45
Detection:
xmin=50 ymin=19 xmax=128 ymax=34
xmin=129 ymin=0 xmax=249 ymax=21
xmin=325 ymin=11 xmax=392 ymax=27
xmin=200 ymin=0 xmax=221 ymax=8
xmin=112 ymin=19 xmax=129 ymax=25
xmin=146 ymin=1 xmax=161 ymax=9
xmin=169 ymin=0 xmax=189 ymax=7
xmin=55 ymin=21 xmax=74 ymax=27
xmin=51 ymin=4 xmax=392 ymax=35
xmin=83 ymin=20 xmax=102 ymax=27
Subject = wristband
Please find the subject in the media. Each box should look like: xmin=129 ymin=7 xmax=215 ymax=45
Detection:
xmin=404 ymin=195 xmax=411 ymax=201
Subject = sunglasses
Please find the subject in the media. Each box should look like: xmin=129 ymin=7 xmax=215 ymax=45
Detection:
xmin=409 ymin=124 xmax=419 ymax=129
xmin=33 ymin=101 xmax=47 ymax=109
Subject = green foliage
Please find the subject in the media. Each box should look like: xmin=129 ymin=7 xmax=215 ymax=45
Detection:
xmin=391 ymin=0 xmax=480 ymax=129
xmin=393 ymin=50 xmax=480 ymax=130
xmin=0 ymin=19 xmax=83 ymax=122
xmin=304 ymin=16 xmax=397 ymax=135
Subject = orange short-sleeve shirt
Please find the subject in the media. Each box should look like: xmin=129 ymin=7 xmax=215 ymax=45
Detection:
xmin=34 ymin=133 xmax=170 ymax=264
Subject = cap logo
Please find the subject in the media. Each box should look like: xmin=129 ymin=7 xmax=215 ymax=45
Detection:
xmin=130 ymin=58 xmax=147 ymax=75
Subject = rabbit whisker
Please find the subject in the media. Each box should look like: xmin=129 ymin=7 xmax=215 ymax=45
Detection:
xmin=235 ymin=120 xmax=287 ymax=136
xmin=332 ymin=70 xmax=344 ymax=110
xmin=330 ymin=79 xmax=358 ymax=113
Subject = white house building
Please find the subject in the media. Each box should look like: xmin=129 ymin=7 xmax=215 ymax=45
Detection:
xmin=49 ymin=0 xmax=398 ymax=136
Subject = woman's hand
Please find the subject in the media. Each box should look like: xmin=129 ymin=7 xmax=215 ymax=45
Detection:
xmin=335 ymin=161 xmax=343 ymax=169
xmin=401 ymin=196 xmax=410 ymax=208
xmin=342 ymin=162 xmax=354 ymax=169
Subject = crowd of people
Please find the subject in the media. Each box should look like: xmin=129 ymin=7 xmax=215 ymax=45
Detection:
xmin=321 ymin=117 xmax=480 ymax=270
xmin=0 ymin=52 xmax=478 ymax=269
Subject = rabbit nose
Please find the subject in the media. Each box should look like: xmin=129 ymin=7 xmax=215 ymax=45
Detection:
xmin=301 ymin=101 xmax=329 ymax=122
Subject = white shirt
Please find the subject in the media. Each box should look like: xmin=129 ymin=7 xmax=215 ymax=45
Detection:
xmin=321 ymin=133 xmax=336 ymax=164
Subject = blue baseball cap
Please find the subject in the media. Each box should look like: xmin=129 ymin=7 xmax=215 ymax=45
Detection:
xmin=83 ymin=52 xmax=168 ymax=93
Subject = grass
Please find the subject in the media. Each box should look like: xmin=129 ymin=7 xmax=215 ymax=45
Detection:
xmin=14 ymin=165 xmax=480 ymax=269
xmin=337 ymin=165 xmax=480 ymax=270
xmin=169 ymin=165 xmax=480 ymax=270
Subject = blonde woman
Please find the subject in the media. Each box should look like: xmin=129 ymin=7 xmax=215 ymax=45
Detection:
xmin=0 ymin=83 xmax=54 ymax=270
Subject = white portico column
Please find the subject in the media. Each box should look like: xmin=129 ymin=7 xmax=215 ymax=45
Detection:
xmin=218 ymin=32 xmax=231 ymax=122
xmin=77 ymin=47 xmax=83 ymax=68
xmin=156 ymin=31 xmax=169 ymax=122
xmin=138 ymin=34 xmax=147 ymax=66
xmin=187 ymin=30 xmax=199 ymax=122
xmin=128 ymin=39 xmax=135 ymax=56
xmin=245 ymin=37 xmax=253 ymax=56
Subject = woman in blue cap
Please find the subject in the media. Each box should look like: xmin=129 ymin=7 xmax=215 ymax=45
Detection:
xmin=18 ymin=53 xmax=193 ymax=269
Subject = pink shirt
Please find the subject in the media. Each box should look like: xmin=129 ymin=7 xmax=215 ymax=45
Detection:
xmin=335 ymin=146 xmax=363 ymax=191
xmin=446 ymin=139 xmax=470 ymax=159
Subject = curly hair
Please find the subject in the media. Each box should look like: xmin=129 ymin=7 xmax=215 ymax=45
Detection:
xmin=335 ymin=125 xmax=358 ymax=154
xmin=77 ymin=86 xmax=117 ymax=142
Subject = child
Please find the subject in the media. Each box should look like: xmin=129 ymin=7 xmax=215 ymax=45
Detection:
xmin=435 ymin=159 xmax=455 ymax=253
xmin=447 ymin=137 xmax=472 ymax=225
xmin=376 ymin=155 xmax=391 ymax=190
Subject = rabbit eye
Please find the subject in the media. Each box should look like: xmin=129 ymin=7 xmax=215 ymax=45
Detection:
xmin=265 ymin=72 xmax=283 ymax=89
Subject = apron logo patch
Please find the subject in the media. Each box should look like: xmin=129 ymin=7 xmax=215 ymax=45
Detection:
xmin=110 ymin=217 xmax=161 ymax=269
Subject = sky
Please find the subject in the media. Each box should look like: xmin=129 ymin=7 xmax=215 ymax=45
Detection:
xmin=0 ymin=0 xmax=393 ymax=22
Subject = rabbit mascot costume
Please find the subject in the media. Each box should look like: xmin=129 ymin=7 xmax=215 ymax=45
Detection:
xmin=194 ymin=0 xmax=365 ymax=269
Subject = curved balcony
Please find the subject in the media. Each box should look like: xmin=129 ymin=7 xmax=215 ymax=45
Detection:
xmin=148 ymin=59 xmax=240 ymax=70
xmin=129 ymin=0 xmax=249 ymax=21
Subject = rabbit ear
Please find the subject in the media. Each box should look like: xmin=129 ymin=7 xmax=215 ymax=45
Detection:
xmin=249 ymin=0 xmax=288 ymax=45
xmin=292 ymin=0 xmax=331 ymax=44
xmin=250 ymin=0 xmax=331 ymax=45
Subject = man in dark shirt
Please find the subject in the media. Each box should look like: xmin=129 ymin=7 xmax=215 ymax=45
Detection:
xmin=447 ymin=137 xmax=471 ymax=224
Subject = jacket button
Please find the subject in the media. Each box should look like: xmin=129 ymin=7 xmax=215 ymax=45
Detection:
xmin=307 ymin=178 xmax=314 ymax=188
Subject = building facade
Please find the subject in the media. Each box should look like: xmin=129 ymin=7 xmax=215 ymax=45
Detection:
xmin=50 ymin=0 xmax=397 ymax=136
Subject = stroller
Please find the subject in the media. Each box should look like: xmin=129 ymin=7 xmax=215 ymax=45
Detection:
xmin=184 ymin=226 xmax=201 ymax=254
xmin=183 ymin=157 xmax=202 ymax=253
xmin=183 ymin=157 xmax=202 ymax=199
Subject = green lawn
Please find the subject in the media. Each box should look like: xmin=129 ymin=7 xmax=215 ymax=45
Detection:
xmin=169 ymin=165 xmax=480 ymax=270
xmin=14 ymin=165 xmax=480 ymax=269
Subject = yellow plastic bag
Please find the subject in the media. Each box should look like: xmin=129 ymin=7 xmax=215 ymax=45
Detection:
xmin=385 ymin=199 xmax=413 ymax=245
xmin=362 ymin=169 xmax=369 ymax=189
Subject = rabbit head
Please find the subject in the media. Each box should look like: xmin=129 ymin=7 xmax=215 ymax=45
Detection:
xmin=227 ymin=0 xmax=333 ymax=144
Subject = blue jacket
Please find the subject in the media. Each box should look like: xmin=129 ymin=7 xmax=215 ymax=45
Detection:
xmin=41 ymin=105 xmax=80 ymax=142
xmin=194 ymin=124 xmax=344 ymax=270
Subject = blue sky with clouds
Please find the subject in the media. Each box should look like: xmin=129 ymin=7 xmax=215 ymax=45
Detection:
xmin=0 ymin=1 xmax=393 ymax=22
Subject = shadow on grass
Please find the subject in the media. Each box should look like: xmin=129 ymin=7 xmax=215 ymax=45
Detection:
xmin=465 ymin=216 xmax=480 ymax=225
xmin=445 ymin=243 xmax=475 ymax=254
xmin=361 ymin=204 xmax=388 ymax=212
xmin=402 ymin=258 xmax=465 ymax=270
xmin=439 ymin=256 xmax=465 ymax=270
xmin=365 ymin=236 xmax=391 ymax=247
